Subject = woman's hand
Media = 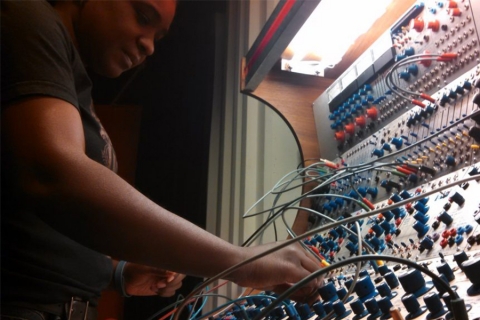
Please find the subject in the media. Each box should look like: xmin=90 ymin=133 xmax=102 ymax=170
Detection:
xmin=122 ymin=262 xmax=186 ymax=297
xmin=230 ymin=241 xmax=323 ymax=303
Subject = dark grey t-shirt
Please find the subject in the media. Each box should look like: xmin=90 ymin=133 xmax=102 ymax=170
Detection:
xmin=1 ymin=0 xmax=117 ymax=306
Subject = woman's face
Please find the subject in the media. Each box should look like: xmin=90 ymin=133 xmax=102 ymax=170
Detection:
xmin=76 ymin=0 xmax=176 ymax=78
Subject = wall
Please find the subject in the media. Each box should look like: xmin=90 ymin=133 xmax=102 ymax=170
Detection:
xmin=206 ymin=0 xmax=304 ymax=307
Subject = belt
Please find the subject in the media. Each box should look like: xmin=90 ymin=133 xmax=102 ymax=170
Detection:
xmin=4 ymin=297 xmax=98 ymax=320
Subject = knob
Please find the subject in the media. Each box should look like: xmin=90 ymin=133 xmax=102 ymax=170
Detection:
xmin=468 ymin=127 xmax=480 ymax=143
xmin=448 ymin=1 xmax=458 ymax=8
xmin=473 ymin=92 xmax=480 ymax=106
xmin=410 ymin=18 xmax=424 ymax=32
xmin=345 ymin=123 xmax=355 ymax=135
xmin=450 ymin=8 xmax=462 ymax=16
xmin=462 ymin=258 xmax=480 ymax=296
xmin=355 ymin=115 xmax=366 ymax=127
xmin=400 ymin=71 xmax=411 ymax=81
xmin=372 ymin=148 xmax=385 ymax=158
xmin=366 ymin=107 xmax=378 ymax=120
xmin=335 ymin=131 xmax=346 ymax=142
xmin=408 ymin=64 xmax=419 ymax=76
xmin=404 ymin=47 xmax=415 ymax=56
xmin=428 ymin=20 xmax=440 ymax=32
xmin=391 ymin=137 xmax=403 ymax=149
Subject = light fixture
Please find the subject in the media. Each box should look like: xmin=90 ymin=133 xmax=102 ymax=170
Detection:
xmin=281 ymin=0 xmax=393 ymax=76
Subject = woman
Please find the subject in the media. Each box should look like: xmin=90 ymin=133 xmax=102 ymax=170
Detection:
xmin=1 ymin=1 xmax=321 ymax=319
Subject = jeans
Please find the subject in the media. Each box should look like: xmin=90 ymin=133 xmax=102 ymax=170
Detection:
xmin=1 ymin=306 xmax=61 ymax=320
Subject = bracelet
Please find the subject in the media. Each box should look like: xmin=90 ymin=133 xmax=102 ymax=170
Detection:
xmin=114 ymin=260 xmax=131 ymax=297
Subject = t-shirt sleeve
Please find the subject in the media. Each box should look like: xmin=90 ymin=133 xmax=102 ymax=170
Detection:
xmin=1 ymin=1 xmax=80 ymax=109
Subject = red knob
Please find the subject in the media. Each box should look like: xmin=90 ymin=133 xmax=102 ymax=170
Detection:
xmin=395 ymin=218 xmax=402 ymax=227
xmin=345 ymin=123 xmax=356 ymax=135
xmin=450 ymin=8 xmax=461 ymax=16
xmin=420 ymin=50 xmax=432 ymax=67
xmin=366 ymin=107 xmax=378 ymax=120
xmin=442 ymin=230 xmax=450 ymax=238
xmin=410 ymin=18 xmax=424 ymax=32
xmin=427 ymin=20 xmax=440 ymax=32
xmin=440 ymin=238 xmax=448 ymax=248
xmin=448 ymin=1 xmax=458 ymax=8
xmin=355 ymin=115 xmax=366 ymax=127
xmin=449 ymin=228 xmax=457 ymax=236
xmin=334 ymin=131 xmax=346 ymax=142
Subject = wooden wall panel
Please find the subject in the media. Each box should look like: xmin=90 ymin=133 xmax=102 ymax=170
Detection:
xmin=250 ymin=69 xmax=334 ymax=161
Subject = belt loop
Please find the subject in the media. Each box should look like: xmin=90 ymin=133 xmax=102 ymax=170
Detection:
xmin=66 ymin=297 xmax=74 ymax=320
xmin=66 ymin=297 xmax=90 ymax=320
xmin=83 ymin=300 xmax=89 ymax=320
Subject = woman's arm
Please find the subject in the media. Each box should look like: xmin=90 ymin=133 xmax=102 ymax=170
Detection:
xmin=2 ymin=96 xmax=320 ymax=293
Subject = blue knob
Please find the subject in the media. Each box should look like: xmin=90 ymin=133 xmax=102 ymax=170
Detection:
xmin=438 ymin=211 xmax=453 ymax=226
xmin=445 ymin=155 xmax=456 ymax=166
xmin=367 ymin=187 xmax=378 ymax=198
xmin=372 ymin=223 xmax=385 ymax=237
xmin=400 ymin=190 xmax=412 ymax=199
xmin=392 ymin=207 xmax=406 ymax=219
xmin=312 ymin=301 xmax=326 ymax=318
xmin=382 ymin=143 xmax=392 ymax=151
xmin=448 ymin=90 xmax=457 ymax=99
xmin=420 ymin=236 xmax=434 ymax=250
xmin=332 ymin=300 xmax=352 ymax=319
xmin=285 ymin=304 xmax=300 ymax=320
xmin=373 ymin=149 xmax=384 ymax=157
xmin=418 ymin=197 xmax=429 ymax=204
xmin=396 ymin=53 xmax=407 ymax=61
xmin=348 ymin=234 xmax=358 ymax=244
xmin=357 ymin=187 xmax=367 ymax=197
xmin=329 ymin=200 xmax=338 ymax=210
xmin=391 ymin=137 xmax=403 ymax=149
xmin=348 ymin=190 xmax=360 ymax=199
xmin=399 ymin=71 xmax=411 ymax=81
xmin=408 ymin=64 xmax=419 ymax=75
xmin=335 ymin=197 xmax=345 ymax=207
xmin=455 ymin=234 xmax=464 ymax=244
xmin=390 ymin=193 xmax=402 ymax=203
xmin=377 ymin=296 xmax=394 ymax=314
xmin=382 ymin=211 xmax=394 ymax=222
xmin=413 ymin=221 xmax=430 ymax=238
xmin=404 ymin=47 xmax=415 ymax=56
xmin=380 ymin=220 xmax=393 ymax=234
xmin=329 ymin=229 xmax=339 ymax=240
xmin=465 ymin=224 xmax=473 ymax=233
xmin=414 ymin=201 xmax=430 ymax=214
xmin=346 ymin=242 xmax=357 ymax=253
xmin=318 ymin=282 xmax=338 ymax=301
xmin=295 ymin=303 xmax=314 ymax=320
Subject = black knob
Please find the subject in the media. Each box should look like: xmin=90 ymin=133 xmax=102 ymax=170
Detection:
xmin=462 ymin=258 xmax=480 ymax=296
xmin=468 ymin=127 xmax=480 ymax=143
